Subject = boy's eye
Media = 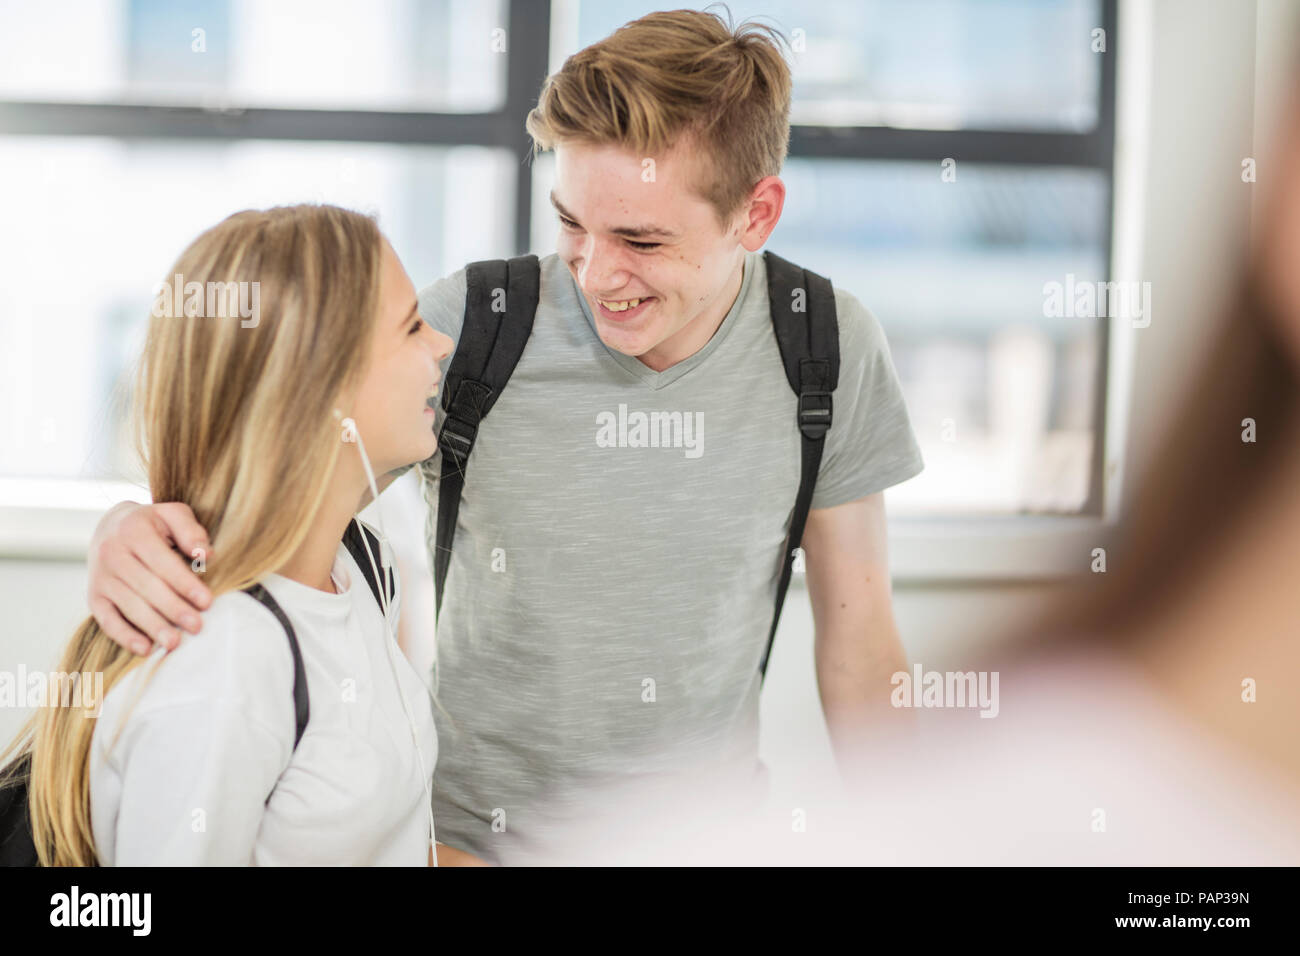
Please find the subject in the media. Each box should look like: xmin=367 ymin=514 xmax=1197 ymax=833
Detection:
xmin=559 ymin=215 xmax=659 ymax=252
xmin=409 ymin=317 xmax=423 ymax=335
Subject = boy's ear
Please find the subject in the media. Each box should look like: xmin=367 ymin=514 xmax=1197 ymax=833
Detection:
xmin=739 ymin=175 xmax=786 ymax=250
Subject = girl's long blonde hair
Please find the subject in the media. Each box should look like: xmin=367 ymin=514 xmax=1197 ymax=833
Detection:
xmin=0 ymin=203 xmax=385 ymax=865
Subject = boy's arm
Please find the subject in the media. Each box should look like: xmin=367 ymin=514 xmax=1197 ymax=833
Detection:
xmin=802 ymin=492 xmax=913 ymax=791
xmin=90 ymin=465 xmax=413 ymax=657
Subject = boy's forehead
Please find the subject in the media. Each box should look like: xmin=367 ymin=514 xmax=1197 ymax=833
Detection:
xmin=552 ymin=142 xmax=709 ymax=233
xmin=555 ymin=138 xmax=703 ymax=183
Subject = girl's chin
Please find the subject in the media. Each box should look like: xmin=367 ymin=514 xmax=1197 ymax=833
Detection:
xmin=416 ymin=431 xmax=440 ymax=460
xmin=376 ymin=436 xmax=438 ymax=478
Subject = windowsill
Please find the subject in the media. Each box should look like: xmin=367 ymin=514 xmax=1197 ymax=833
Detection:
xmin=0 ymin=478 xmax=151 ymax=561
xmin=0 ymin=477 xmax=1108 ymax=582
xmin=883 ymin=512 xmax=1109 ymax=584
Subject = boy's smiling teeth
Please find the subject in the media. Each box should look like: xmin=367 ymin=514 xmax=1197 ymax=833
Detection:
xmin=599 ymin=297 xmax=647 ymax=312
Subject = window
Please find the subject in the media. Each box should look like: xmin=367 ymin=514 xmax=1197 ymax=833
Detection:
xmin=0 ymin=0 xmax=527 ymax=485
xmin=0 ymin=0 xmax=507 ymax=112
xmin=560 ymin=0 xmax=1101 ymax=131
xmin=1 ymin=0 xmax=1116 ymax=519
xmin=0 ymin=137 xmax=513 ymax=481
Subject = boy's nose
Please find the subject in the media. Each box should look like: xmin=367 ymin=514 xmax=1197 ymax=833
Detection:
xmin=576 ymin=239 xmax=630 ymax=294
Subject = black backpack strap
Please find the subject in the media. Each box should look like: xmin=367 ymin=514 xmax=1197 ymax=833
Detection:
xmin=342 ymin=517 xmax=395 ymax=610
xmin=434 ymin=254 xmax=540 ymax=617
xmin=0 ymin=752 xmax=37 ymax=866
xmin=760 ymin=250 xmax=840 ymax=682
xmin=242 ymin=584 xmax=309 ymax=763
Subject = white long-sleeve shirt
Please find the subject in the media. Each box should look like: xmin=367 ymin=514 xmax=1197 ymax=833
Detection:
xmin=89 ymin=536 xmax=438 ymax=865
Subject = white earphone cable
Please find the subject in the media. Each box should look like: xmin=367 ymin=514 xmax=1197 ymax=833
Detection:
xmin=339 ymin=414 xmax=439 ymax=866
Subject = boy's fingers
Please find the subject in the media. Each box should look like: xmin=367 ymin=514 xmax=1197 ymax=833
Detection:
xmin=151 ymin=503 xmax=212 ymax=577
xmin=103 ymin=578 xmax=181 ymax=653
xmin=118 ymin=551 xmax=203 ymax=638
xmin=131 ymin=531 xmax=211 ymax=619
xmin=89 ymin=595 xmax=155 ymax=657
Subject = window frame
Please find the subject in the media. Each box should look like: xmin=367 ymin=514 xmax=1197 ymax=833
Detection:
xmin=0 ymin=0 xmax=1119 ymax=573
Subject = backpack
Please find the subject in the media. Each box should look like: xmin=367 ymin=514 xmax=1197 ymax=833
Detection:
xmin=433 ymin=250 xmax=839 ymax=683
xmin=0 ymin=517 xmax=393 ymax=867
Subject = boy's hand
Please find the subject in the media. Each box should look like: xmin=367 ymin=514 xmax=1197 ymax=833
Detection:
xmin=88 ymin=501 xmax=213 ymax=656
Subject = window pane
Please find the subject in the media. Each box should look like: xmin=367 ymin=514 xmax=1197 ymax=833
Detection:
xmin=0 ymin=137 xmax=515 ymax=481
xmin=559 ymin=0 xmax=1102 ymax=131
xmin=0 ymin=0 xmax=507 ymax=112
xmin=772 ymin=158 xmax=1107 ymax=515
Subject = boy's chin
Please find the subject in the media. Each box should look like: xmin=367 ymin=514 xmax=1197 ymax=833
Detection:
xmin=596 ymin=326 xmax=655 ymax=358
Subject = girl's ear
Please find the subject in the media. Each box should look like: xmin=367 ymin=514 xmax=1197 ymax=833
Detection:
xmin=332 ymin=407 xmax=359 ymax=446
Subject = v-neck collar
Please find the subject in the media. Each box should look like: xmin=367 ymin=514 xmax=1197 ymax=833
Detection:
xmin=573 ymin=251 xmax=758 ymax=391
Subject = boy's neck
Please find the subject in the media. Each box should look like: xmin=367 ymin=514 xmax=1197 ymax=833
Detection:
xmin=636 ymin=255 xmax=746 ymax=373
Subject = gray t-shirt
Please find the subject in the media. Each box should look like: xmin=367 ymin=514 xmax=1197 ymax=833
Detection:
xmin=415 ymin=249 xmax=923 ymax=864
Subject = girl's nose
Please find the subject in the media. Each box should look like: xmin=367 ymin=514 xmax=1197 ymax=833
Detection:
xmin=432 ymin=329 xmax=454 ymax=361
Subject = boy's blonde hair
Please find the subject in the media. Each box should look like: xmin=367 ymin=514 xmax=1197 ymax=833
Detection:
xmin=526 ymin=5 xmax=792 ymax=231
